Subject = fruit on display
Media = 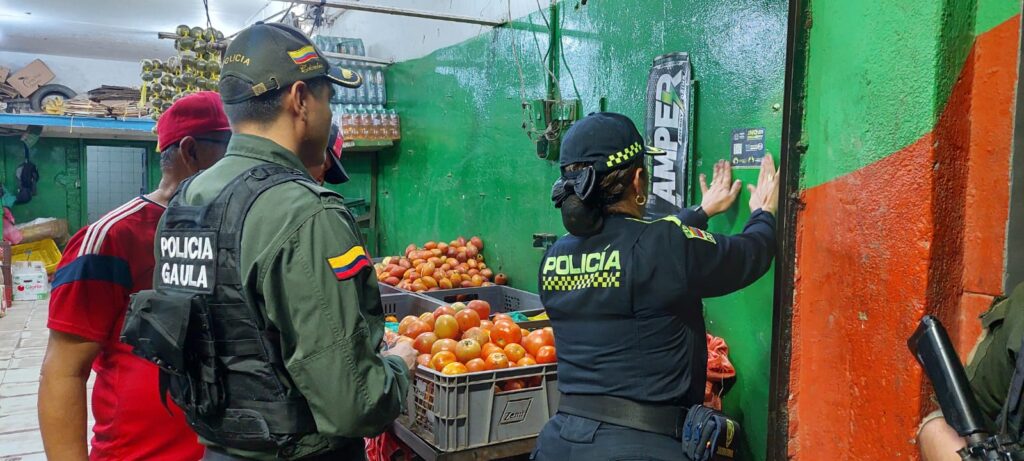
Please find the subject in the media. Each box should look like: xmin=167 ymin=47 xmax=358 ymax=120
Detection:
xmin=373 ymin=236 xmax=511 ymax=293
xmin=140 ymin=24 xmax=224 ymax=121
xmin=391 ymin=299 xmax=556 ymax=390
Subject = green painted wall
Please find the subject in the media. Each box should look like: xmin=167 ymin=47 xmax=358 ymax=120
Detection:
xmin=381 ymin=1 xmax=788 ymax=459
xmin=0 ymin=137 xmax=157 ymax=239
xmin=977 ymin=0 xmax=1021 ymax=34
xmin=801 ymin=1 xmax=959 ymax=189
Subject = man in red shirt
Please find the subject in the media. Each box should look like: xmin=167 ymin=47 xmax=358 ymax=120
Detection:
xmin=38 ymin=91 xmax=231 ymax=461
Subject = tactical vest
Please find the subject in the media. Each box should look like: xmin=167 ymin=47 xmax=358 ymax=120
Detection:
xmin=121 ymin=164 xmax=319 ymax=453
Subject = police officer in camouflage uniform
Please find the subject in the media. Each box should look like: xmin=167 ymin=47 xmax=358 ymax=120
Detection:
xmin=533 ymin=113 xmax=779 ymax=460
xmin=122 ymin=22 xmax=416 ymax=461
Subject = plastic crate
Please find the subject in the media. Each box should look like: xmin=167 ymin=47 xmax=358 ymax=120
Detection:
xmin=11 ymin=239 xmax=61 ymax=275
xmin=417 ymin=286 xmax=544 ymax=314
xmin=408 ymin=363 xmax=559 ymax=452
xmin=380 ymin=292 xmax=445 ymax=318
xmin=378 ymin=283 xmax=406 ymax=295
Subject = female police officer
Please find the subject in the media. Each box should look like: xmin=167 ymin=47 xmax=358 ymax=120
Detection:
xmin=534 ymin=112 xmax=778 ymax=460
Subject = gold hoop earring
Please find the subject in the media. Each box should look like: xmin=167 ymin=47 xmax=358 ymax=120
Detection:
xmin=635 ymin=194 xmax=647 ymax=206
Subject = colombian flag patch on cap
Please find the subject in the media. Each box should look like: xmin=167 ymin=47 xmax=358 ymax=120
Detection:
xmin=288 ymin=45 xmax=318 ymax=65
xmin=328 ymin=246 xmax=370 ymax=280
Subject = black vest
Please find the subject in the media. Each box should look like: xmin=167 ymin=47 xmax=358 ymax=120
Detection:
xmin=122 ymin=164 xmax=319 ymax=453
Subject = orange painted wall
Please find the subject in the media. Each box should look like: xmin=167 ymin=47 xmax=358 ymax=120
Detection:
xmin=786 ymin=13 xmax=1020 ymax=461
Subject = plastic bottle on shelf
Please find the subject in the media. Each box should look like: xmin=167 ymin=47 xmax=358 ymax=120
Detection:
xmin=388 ymin=109 xmax=400 ymax=140
xmin=375 ymin=69 xmax=386 ymax=105
xmin=370 ymin=106 xmax=382 ymax=140
xmin=340 ymin=105 xmax=353 ymax=139
xmin=355 ymin=66 xmax=368 ymax=104
xmin=358 ymin=105 xmax=372 ymax=140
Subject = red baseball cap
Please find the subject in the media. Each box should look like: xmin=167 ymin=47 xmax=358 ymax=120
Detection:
xmin=156 ymin=91 xmax=231 ymax=151
xmin=324 ymin=122 xmax=349 ymax=184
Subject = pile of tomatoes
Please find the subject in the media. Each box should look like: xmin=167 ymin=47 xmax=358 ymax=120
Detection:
xmin=374 ymin=237 xmax=509 ymax=293
xmin=390 ymin=300 xmax=556 ymax=386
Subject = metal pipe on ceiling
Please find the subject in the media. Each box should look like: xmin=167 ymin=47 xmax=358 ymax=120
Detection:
xmin=272 ymin=0 xmax=506 ymax=27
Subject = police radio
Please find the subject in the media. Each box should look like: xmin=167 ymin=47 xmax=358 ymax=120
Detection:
xmin=909 ymin=316 xmax=1024 ymax=460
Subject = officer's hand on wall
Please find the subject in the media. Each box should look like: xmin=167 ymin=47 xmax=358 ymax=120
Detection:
xmin=383 ymin=341 xmax=418 ymax=371
xmin=747 ymin=154 xmax=780 ymax=216
xmin=699 ymin=159 xmax=743 ymax=217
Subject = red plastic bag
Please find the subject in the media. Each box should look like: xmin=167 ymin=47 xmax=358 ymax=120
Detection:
xmin=704 ymin=333 xmax=736 ymax=410
xmin=365 ymin=430 xmax=412 ymax=461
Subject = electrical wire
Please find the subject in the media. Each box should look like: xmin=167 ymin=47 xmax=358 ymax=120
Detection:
xmin=509 ymin=0 xmax=533 ymax=139
xmin=202 ymin=0 xmax=213 ymax=29
xmin=558 ymin=3 xmax=581 ymax=101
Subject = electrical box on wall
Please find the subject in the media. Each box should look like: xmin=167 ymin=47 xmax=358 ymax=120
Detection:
xmin=523 ymin=98 xmax=581 ymax=161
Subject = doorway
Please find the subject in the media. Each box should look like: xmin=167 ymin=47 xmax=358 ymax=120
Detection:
xmin=84 ymin=145 xmax=147 ymax=223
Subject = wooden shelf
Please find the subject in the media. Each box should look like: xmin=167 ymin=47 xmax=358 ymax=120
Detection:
xmin=0 ymin=113 xmax=155 ymax=141
xmin=342 ymin=139 xmax=394 ymax=152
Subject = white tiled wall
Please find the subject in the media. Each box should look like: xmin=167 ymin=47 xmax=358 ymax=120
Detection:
xmin=85 ymin=146 xmax=147 ymax=223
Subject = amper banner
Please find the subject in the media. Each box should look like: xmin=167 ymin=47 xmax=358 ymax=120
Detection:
xmin=644 ymin=52 xmax=693 ymax=219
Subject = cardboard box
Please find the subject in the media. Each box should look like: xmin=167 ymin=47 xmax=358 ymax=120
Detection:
xmin=8 ymin=60 xmax=55 ymax=98
xmin=0 ymin=66 xmax=10 ymax=84
xmin=12 ymin=261 xmax=49 ymax=301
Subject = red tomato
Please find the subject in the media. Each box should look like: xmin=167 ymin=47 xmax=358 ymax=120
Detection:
xmin=416 ymin=353 xmax=432 ymax=368
xmin=517 ymin=356 xmax=537 ymax=367
xmin=455 ymin=339 xmax=482 ymax=362
xmin=404 ymin=320 xmax=432 ymax=340
xmin=520 ymin=328 xmax=530 ymax=339
xmin=431 ymin=351 xmax=457 ymax=371
xmin=485 ymin=352 xmax=510 ymax=370
xmin=397 ymin=315 xmax=419 ymax=336
xmin=432 ymin=305 xmax=456 ymax=321
xmin=461 ymin=327 xmax=490 ymax=345
xmin=434 ymin=314 xmax=460 ymax=339
xmin=413 ymin=332 xmax=438 ymax=354
xmin=502 ymin=379 xmax=526 ymax=392
xmin=535 ymin=346 xmax=557 ymax=364
xmin=479 ymin=320 xmax=494 ymax=331
xmin=418 ymin=312 xmax=436 ymax=329
xmin=431 ymin=338 xmax=458 ymax=355
xmin=442 ymin=362 xmax=468 ymax=375
xmin=491 ymin=321 xmax=522 ymax=348
xmin=481 ymin=342 xmax=503 ymax=358
xmin=454 ymin=309 xmax=481 ymax=332
xmin=503 ymin=343 xmax=527 ymax=362
xmin=465 ymin=358 xmax=487 ymax=372
xmin=466 ymin=300 xmax=491 ymax=320
xmin=523 ymin=330 xmax=555 ymax=356
xmin=492 ymin=313 xmax=514 ymax=324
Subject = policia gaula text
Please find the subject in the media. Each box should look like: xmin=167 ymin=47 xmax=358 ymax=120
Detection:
xmin=532 ymin=112 xmax=780 ymax=461
xmin=121 ymin=22 xmax=418 ymax=461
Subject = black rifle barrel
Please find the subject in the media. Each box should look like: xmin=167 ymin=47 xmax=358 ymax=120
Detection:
xmin=909 ymin=315 xmax=989 ymax=437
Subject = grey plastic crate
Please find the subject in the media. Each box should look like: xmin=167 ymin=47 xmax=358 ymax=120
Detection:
xmin=378 ymin=283 xmax=406 ymax=295
xmin=417 ymin=286 xmax=544 ymax=314
xmin=380 ymin=293 xmax=445 ymax=318
xmin=408 ymin=363 xmax=559 ymax=452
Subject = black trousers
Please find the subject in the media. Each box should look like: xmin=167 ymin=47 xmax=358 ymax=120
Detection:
xmin=532 ymin=412 xmax=688 ymax=461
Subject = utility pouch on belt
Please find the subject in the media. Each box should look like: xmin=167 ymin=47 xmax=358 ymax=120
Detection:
xmin=682 ymin=405 xmax=741 ymax=461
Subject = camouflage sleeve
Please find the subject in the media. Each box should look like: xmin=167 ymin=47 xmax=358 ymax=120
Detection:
xmin=260 ymin=206 xmax=409 ymax=438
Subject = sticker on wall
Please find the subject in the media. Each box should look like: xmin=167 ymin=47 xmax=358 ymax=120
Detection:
xmin=643 ymin=52 xmax=693 ymax=220
xmin=730 ymin=127 xmax=766 ymax=168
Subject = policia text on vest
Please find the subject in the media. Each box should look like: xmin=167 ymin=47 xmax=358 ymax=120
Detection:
xmin=158 ymin=232 xmax=217 ymax=292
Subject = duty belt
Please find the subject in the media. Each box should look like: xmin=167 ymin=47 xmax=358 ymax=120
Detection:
xmin=558 ymin=393 xmax=688 ymax=438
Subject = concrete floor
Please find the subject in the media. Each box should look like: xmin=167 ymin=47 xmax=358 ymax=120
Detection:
xmin=0 ymin=300 xmax=94 ymax=461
